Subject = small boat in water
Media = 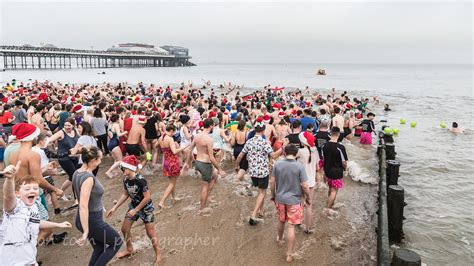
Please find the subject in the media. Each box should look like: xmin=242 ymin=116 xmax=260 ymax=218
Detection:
xmin=317 ymin=69 xmax=326 ymax=75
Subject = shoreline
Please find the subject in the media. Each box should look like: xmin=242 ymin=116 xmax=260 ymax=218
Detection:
xmin=0 ymin=137 xmax=379 ymax=265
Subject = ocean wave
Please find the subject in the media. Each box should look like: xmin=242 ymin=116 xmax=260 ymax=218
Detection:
xmin=347 ymin=161 xmax=378 ymax=185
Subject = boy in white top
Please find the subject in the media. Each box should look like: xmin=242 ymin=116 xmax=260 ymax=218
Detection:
xmin=0 ymin=162 xmax=71 ymax=265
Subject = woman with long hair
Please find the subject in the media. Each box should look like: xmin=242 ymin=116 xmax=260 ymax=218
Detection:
xmin=297 ymin=123 xmax=317 ymax=234
xmin=105 ymin=114 xmax=128 ymax=178
xmin=157 ymin=124 xmax=189 ymax=210
xmin=70 ymin=122 xmax=99 ymax=175
xmin=231 ymin=119 xmax=248 ymax=181
xmin=73 ymin=147 xmax=122 ymax=265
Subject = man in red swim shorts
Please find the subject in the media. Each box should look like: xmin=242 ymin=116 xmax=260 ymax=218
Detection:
xmin=322 ymin=127 xmax=348 ymax=214
xmin=270 ymin=144 xmax=311 ymax=262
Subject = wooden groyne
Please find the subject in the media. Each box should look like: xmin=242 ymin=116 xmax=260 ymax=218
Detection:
xmin=377 ymin=131 xmax=421 ymax=266
xmin=0 ymin=45 xmax=195 ymax=70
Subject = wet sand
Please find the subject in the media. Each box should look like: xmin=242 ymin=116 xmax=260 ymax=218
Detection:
xmin=0 ymin=144 xmax=378 ymax=265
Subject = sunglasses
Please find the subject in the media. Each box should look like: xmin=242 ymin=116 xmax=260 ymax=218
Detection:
xmin=119 ymin=165 xmax=125 ymax=172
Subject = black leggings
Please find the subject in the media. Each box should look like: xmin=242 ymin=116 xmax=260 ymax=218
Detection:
xmin=96 ymin=134 xmax=109 ymax=155
xmin=58 ymin=157 xmax=80 ymax=181
xmin=59 ymin=157 xmax=80 ymax=199
xmin=76 ymin=211 xmax=122 ymax=266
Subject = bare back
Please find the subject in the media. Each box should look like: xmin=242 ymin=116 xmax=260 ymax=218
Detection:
xmin=127 ymin=125 xmax=145 ymax=144
xmin=275 ymin=124 xmax=291 ymax=140
xmin=10 ymin=146 xmax=42 ymax=179
xmin=333 ymin=114 xmax=344 ymax=129
xmin=194 ymin=131 xmax=213 ymax=163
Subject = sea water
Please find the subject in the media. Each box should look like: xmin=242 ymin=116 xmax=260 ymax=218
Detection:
xmin=1 ymin=63 xmax=473 ymax=264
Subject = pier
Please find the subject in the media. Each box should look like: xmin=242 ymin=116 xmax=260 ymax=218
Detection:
xmin=0 ymin=45 xmax=195 ymax=70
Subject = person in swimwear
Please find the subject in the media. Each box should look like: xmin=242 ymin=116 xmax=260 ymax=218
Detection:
xmin=157 ymin=124 xmax=190 ymax=210
xmin=125 ymin=116 xmax=147 ymax=158
xmin=449 ymin=122 xmax=464 ymax=134
xmin=231 ymin=120 xmax=249 ymax=182
xmin=185 ymin=119 xmax=225 ymax=211
xmin=273 ymin=115 xmax=291 ymax=151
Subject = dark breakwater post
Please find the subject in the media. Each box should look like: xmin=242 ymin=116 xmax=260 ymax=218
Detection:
xmin=376 ymin=129 xmax=421 ymax=265
xmin=392 ymin=249 xmax=421 ymax=266
xmin=386 ymin=160 xmax=401 ymax=190
xmin=388 ymin=185 xmax=405 ymax=243
xmin=377 ymin=135 xmax=391 ymax=265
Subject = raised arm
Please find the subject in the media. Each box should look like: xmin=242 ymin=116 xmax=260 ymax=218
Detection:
xmin=2 ymin=161 xmax=21 ymax=213
xmin=69 ymin=143 xmax=83 ymax=156
xmin=44 ymin=130 xmax=64 ymax=148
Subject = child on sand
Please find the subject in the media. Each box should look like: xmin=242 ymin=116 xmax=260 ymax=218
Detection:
xmin=0 ymin=162 xmax=71 ymax=265
xmin=106 ymin=155 xmax=162 ymax=265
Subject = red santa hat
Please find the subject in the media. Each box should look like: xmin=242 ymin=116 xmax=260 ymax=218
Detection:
xmin=12 ymin=123 xmax=40 ymax=142
xmin=254 ymin=117 xmax=266 ymax=131
xmin=298 ymin=131 xmax=317 ymax=152
xmin=120 ymin=155 xmax=142 ymax=172
xmin=273 ymin=103 xmax=281 ymax=110
xmin=278 ymin=111 xmax=285 ymax=118
xmin=72 ymin=104 xmax=83 ymax=113
xmin=263 ymin=114 xmax=271 ymax=122
xmin=137 ymin=115 xmax=146 ymax=124
xmin=208 ymin=111 xmax=217 ymax=118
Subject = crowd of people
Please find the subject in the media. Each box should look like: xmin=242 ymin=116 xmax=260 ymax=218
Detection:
xmin=0 ymin=80 xmax=383 ymax=264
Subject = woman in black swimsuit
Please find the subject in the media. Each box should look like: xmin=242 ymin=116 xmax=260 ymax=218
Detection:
xmin=231 ymin=120 xmax=249 ymax=181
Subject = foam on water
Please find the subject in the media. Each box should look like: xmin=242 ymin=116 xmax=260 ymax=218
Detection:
xmin=347 ymin=160 xmax=378 ymax=185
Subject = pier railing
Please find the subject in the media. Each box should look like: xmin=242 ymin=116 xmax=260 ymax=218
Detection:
xmin=0 ymin=45 xmax=173 ymax=57
xmin=0 ymin=45 xmax=194 ymax=70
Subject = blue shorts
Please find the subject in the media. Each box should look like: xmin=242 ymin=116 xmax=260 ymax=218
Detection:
xmin=0 ymin=147 xmax=5 ymax=162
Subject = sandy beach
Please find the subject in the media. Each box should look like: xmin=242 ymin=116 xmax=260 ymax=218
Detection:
xmin=0 ymin=139 xmax=377 ymax=265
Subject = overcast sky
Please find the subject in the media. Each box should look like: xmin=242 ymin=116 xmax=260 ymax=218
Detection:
xmin=1 ymin=0 xmax=472 ymax=64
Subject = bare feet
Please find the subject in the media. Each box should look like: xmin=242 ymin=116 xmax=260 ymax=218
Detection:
xmin=172 ymin=197 xmax=183 ymax=205
xmin=117 ymin=249 xmax=134 ymax=259
xmin=105 ymin=171 xmax=113 ymax=179
xmin=286 ymin=253 xmax=294 ymax=263
xmin=154 ymin=255 xmax=162 ymax=265
xmin=276 ymin=235 xmax=285 ymax=246
xmin=155 ymin=204 xmax=164 ymax=214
